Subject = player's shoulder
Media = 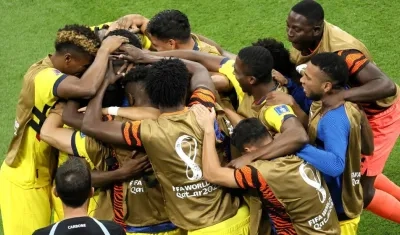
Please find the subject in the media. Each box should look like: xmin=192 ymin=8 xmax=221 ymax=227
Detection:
xmin=32 ymin=225 xmax=52 ymax=235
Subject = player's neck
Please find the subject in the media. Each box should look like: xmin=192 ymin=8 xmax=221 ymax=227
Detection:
xmin=321 ymin=89 xmax=344 ymax=111
xmin=62 ymin=204 xmax=89 ymax=220
xmin=252 ymin=81 xmax=277 ymax=101
xmin=178 ymin=37 xmax=196 ymax=50
xmin=159 ymin=104 xmax=186 ymax=114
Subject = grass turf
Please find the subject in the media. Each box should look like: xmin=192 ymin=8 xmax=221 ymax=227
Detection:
xmin=0 ymin=0 xmax=399 ymax=234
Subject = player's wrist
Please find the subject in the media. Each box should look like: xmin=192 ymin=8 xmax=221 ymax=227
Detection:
xmin=108 ymin=106 xmax=120 ymax=116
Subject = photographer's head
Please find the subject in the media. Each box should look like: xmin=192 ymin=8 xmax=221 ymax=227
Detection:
xmin=54 ymin=157 xmax=93 ymax=208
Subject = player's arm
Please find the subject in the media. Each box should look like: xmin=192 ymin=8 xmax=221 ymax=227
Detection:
xmin=339 ymin=50 xmax=397 ymax=102
xmin=81 ymin=79 xmax=142 ymax=147
xmin=62 ymin=99 xmax=84 ymax=130
xmin=40 ymin=104 xmax=74 ymax=155
xmin=202 ymin=119 xmax=239 ymax=188
xmin=149 ymin=50 xmax=226 ymax=73
xmin=55 ymin=36 xmax=128 ymax=99
xmin=360 ymin=110 xmax=374 ymax=155
xmin=223 ymin=107 xmax=245 ymax=127
xmin=297 ymin=109 xmax=349 ymax=177
xmin=91 ymin=157 xmax=149 ymax=188
xmin=103 ymin=106 xmax=160 ymax=121
xmin=195 ymin=34 xmax=237 ymax=59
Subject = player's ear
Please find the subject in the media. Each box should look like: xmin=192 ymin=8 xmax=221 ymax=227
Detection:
xmin=64 ymin=53 xmax=72 ymax=65
xmin=248 ymin=76 xmax=257 ymax=85
xmin=53 ymin=187 xmax=59 ymax=198
xmin=168 ymin=39 xmax=177 ymax=50
xmin=313 ymin=22 xmax=323 ymax=37
xmin=89 ymin=187 xmax=95 ymax=198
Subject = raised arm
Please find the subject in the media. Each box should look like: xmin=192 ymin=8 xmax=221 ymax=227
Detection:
xmin=192 ymin=105 xmax=238 ymax=188
xmin=55 ymin=36 xmax=128 ymax=99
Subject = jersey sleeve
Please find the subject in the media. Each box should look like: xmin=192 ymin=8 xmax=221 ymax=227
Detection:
xmin=121 ymin=120 xmax=142 ymax=147
xmin=71 ymin=131 xmax=109 ymax=170
xmin=188 ymin=87 xmax=216 ymax=109
xmin=34 ymin=68 xmax=68 ymax=102
xmin=263 ymin=104 xmax=296 ymax=133
xmin=337 ymin=49 xmax=370 ymax=76
xmin=234 ymin=165 xmax=264 ymax=189
xmin=218 ymin=59 xmax=245 ymax=103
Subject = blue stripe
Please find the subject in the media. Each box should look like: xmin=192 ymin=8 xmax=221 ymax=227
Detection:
xmin=220 ymin=57 xmax=230 ymax=66
xmin=71 ymin=130 xmax=79 ymax=156
xmin=125 ymin=222 xmax=177 ymax=233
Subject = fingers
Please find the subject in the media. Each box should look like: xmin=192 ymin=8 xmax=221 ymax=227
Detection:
xmin=116 ymin=61 xmax=128 ymax=75
xmin=126 ymin=63 xmax=134 ymax=73
xmin=77 ymin=107 xmax=87 ymax=112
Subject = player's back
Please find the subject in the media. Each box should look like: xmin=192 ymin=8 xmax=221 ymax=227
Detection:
xmin=250 ymin=155 xmax=340 ymax=234
xmin=2 ymin=57 xmax=63 ymax=189
xmin=139 ymin=108 xmax=241 ymax=231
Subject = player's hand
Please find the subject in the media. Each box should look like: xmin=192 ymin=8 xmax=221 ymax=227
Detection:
xmin=191 ymin=104 xmax=216 ymax=131
xmin=105 ymin=60 xmax=124 ymax=84
xmin=78 ymin=106 xmax=109 ymax=115
xmin=117 ymin=44 xmax=145 ymax=63
xmin=119 ymin=152 xmax=151 ymax=180
xmin=101 ymin=35 xmax=129 ymax=53
xmin=272 ymin=69 xmax=288 ymax=85
xmin=113 ymin=14 xmax=149 ymax=33
xmin=226 ymin=154 xmax=253 ymax=169
xmin=265 ymin=91 xmax=295 ymax=106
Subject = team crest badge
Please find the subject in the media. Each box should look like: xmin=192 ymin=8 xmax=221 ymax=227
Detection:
xmin=274 ymin=105 xmax=290 ymax=115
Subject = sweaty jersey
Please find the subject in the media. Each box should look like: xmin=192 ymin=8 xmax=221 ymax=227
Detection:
xmin=120 ymin=88 xmax=241 ymax=230
xmin=235 ymin=157 xmax=340 ymax=235
xmin=2 ymin=56 xmax=67 ymax=189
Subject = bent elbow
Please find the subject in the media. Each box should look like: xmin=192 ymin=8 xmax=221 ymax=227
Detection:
xmin=387 ymin=80 xmax=397 ymax=97
xmin=39 ymin=127 xmax=51 ymax=144
xmin=330 ymin=161 xmax=345 ymax=178
xmin=297 ymin=131 xmax=309 ymax=146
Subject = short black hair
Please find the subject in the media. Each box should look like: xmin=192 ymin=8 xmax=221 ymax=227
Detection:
xmin=252 ymin=38 xmax=298 ymax=79
xmin=122 ymin=65 xmax=150 ymax=87
xmin=55 ymin=157 xmax=92 ymax=208
xmin=291 ymin=0 xmax=324 ymax=25
xmin=55 ymin=24 xmax=100 ymax=57
xmin=237 ymin=46 xmax=274 ymax=84
xmin=310 ymin=52 xmax=349 ymax=87
xmin=105 ymin=29 xmax=142 ymax=49
xmin=145 ymin=58 xmax=189 ymax=108
xmin=102 ymin=83 xmax=124 ymax=107
xmin=231 ymin=118 xmax=271 ymax=153
xmin=147 ymin=10 xmax=191 ymax=42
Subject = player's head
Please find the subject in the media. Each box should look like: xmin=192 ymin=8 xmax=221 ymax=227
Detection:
xmin=287 ymin=0 xmax=324 ymax=51
xmin=234 ymin=46 xmax=274 ymax=94
xmin=145 ymin=58 xmax=190 ymax=109
xmin=54 ymin=157 xmax=93 ymax=209
xmin=252 ymin=38 xmax=298 ymax=79
xmin=122 ymin=65 xmax=152 ymax=107
xmin=54 ymin=24 xmax=101 ymax=77
xmin=104 ymin=29 xmax=142 ymax=49
xmin=147 ymin=10 xmax=191 ymax=51
xmin=231 ymin=118 xmax=272 ymax=154
xmin=300 ymin=52 xmax=348 ymax=100
xmin=93 ymin=24 xmax=109 ymax=41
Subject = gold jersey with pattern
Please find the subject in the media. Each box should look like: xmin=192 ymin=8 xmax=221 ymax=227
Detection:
xmin=121 ymin=88 xmax=240 ymax=230
xmin=235 ymin=156 xmax=340 ymax=234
